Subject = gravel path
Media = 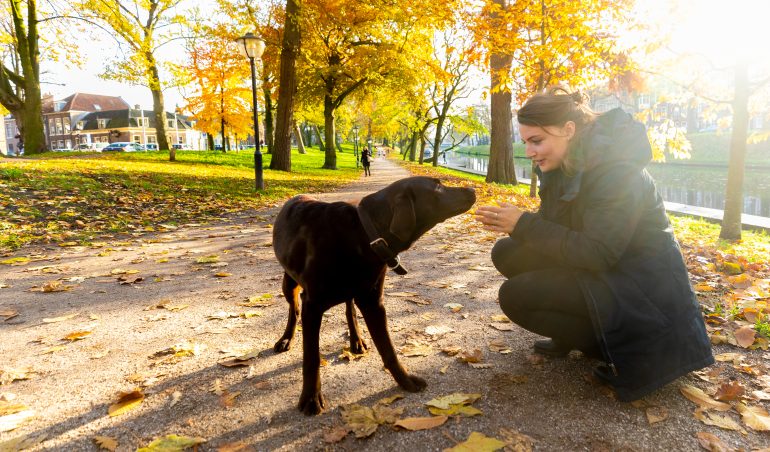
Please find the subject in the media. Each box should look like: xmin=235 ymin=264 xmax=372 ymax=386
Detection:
xmin=0 ymin=156 xmax=766 ymax=451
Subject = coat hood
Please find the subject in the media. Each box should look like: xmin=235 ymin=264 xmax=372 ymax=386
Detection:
xmin=578 ymin=108 xmax=652 ymax=171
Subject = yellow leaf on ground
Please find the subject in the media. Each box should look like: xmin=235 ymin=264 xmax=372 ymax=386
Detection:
xmin=0 ymin=402 xmax=28 ymax=416
xmin=196 ymin=255 xmax=220 ymax=264
xmin=680 ymin=384 xmax=732 ymax=411
xmin=216 ymin=441 xmax=255 ymax=452
xmin=0 ymin=408 xmax=35 ymax=432
xmin=714 ymin=381 xmax=745 ymax=401
xmin=498 ymin=428 xmax=535 ymax=451
xmin=40 ymin=280 xmax=74 ymax=292
xmin=734 ymin=326 xmax=756 ymax=348
xmin=0 ymin=433 xmax=47 ymax=450
xmin=490 ymin=315 xmax=511 ymax=323
xmin=219 ymin=390 xmax=241 ymax=408
xmin=445 ymin=432 xmax=506 ymax=452
xmin=214 ymin=272 xmax=232 ymax=278
xmin=694 ymin=408 xmax=744 ymax=432
xmin=63 ymin=331 xmax=92 ymax=341
xmin=0 ymin=310 xmax=18 ymax=320
xmin=136 ymin=434 xmax=205 ymax=452
xmin=0 ymin=257 xmax=30 ymax=266
xmin=340 ymin=404 xmax=379 ymax=438
xmin=322 ymin=426 xmax=350 ymax=444
xmin=394 ymin=416 xmax=448 ymax=431
xmin=108 ymin=389 xmax=144 ymax=417
xmin=400 ymin=342 xmax=433 ymax=357
xmin=427 ymin=393 xmax=482 ymax=410
xmin=42 ymin=313 xmax=79 ymax=323
xmin=695 ymin=432 xmax=733 ymax=452
xmin=93 ymin=435 xmax=119 ymax=451
xmin=377 ymin=394 xmax=404 ymax=406
xmin=0 ymin=368 xmax=33 ymax=385
xmin=387 ymin=291 xmax=419 ymax=297
xmin=736 ymin=403 xmax=770 ymax=431
xmin=646 ymin=406 xmax=668 ymax=424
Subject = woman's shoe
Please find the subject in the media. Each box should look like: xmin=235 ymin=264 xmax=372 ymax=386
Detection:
xmin=533 ymin=339 xmax=571 ymax=357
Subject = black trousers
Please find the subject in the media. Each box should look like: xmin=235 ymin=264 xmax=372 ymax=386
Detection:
xmin=492 ymin=237 xmax=601 ymax=356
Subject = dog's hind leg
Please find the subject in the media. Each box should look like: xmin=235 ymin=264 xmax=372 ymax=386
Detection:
xmin=298 ymin=293 xmax=326 ymax=415
xmin=356 ymin=296 xmax=427 ymax=393
xmin=274 ymin=272 xmax=301 ymax=353
xmin=345 ymin=300 xmax=368 ymax=354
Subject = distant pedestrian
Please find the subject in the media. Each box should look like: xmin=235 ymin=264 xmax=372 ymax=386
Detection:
xmin=361 ymin=147 xmax=372 ymax=176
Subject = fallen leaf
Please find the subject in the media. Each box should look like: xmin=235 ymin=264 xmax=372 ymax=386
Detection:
xmin=108 ymin=389 xmax=144 ymax=417
xmin=490 ymin=315 xmax=511 ymax=323
xmin=169 ymin=391 xmax=182 ymax=407
xmin=214 ymin=272 xmax=232 ymax=278
xmin=394 ymin=415 xmax=448 ymax=431
xmin=340 ymin=404 xmax=380 ymax=438
xmin=339 ymin=346 xmax=367 ymax=361
xmin=387 ymin=291 xmax=419 ymax=297
xmin=93 ymin=435 xmax=119 ymax=451
xmin=734 ymin=326 xmax=756 ymax=348
xmin=713 ymin=353 xmax=744 ymax=363
xmin=488 ymin=339 xmax=512 ymax=354
xmin=736 ymin=403 xmax=770 ymax=431
xmin=0 ymin=408 xmax=35 ymax=432
xmin=40 ymin=345 xmax=67 ymax=355
xmin=468 ymin=264 xmax=493 ymax=271
xmin=426 ymin=393 xmax=482 ymax=417
xmin=239 ymin=294 xmax=274 ymax=307
xmin=425 ymin=325 xmax=454 ymax=336
xmin=680 ymin=384 xmax=732 ymax=411
xmin=0 ymin=433 xmax=47 ymax=451
xmin=196 ymin=255 xmax=220 ymax=264
xmin=216 ymin=441 xmax=255 ymax=452
xmin=0 ymin=257 xmax=30 ymax=266
xmin=458 ymin=349 xmax=483 ymax=364
xmin=400 ymin=342 xmax=433 ymax=357
xmin=0 ymin=368 xmax=33 ymax=385
xmin=377 ymin=394 xmax=404 ymax=406
xmin=63 ymin=331 xmax=92 ymax=341
xmin=210 ymin=379 xmax=225 ymax=395
xmin=159 ymin=303 xmax=189 ymax=312
xmin=645 ymin=406 xmax=668 ymax=424
xmin=694 ymin=409 xmax=744 ymax=432
xmin=219 ymin=390 xmax=241 ymax=408
xmin=446 ymin=432 xmax=506 ymax=452
xmin=0 ymin=310 xmax=18 ymax=321
xmin=0 ymin=402 xmax=27 ymax=417
xmin=323 ymin=426 xmax=350 ymax=443
xmin=136 ymin=434 xmax=205 ymax=452
xmin=42 ymin=313 xmax=79 ymax=323
xmin=714 ymin=381 xmax=745 ymax=401
xmin=489 ymin=323 xmax=515 ymax=331
xmin=695 ymin=432 xmax=733 ymax=452
xmin=39 ymin=280 xmax=74 ymax=292
xmin=444 ymin=303 xmax=463 ymax=313
xmin=498 ymin=428 xmax=535 ymax=452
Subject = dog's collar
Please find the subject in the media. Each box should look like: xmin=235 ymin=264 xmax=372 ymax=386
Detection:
xmin=356 ymin=206 xmax=408 ymax=275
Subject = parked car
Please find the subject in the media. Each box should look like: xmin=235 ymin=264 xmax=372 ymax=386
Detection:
xmin=171 ymin=143 xmax=190 ymax=150
xmin=102 ymin=142 xmax=144 ymax=152
xmin=143 ymin=143 xmax=159 ymax=151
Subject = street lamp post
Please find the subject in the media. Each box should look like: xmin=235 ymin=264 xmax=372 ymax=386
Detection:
xmin=352 ymin=125 xmax=359 ymax=168
xmin=236 ymin=32 xmax=266 ymax=191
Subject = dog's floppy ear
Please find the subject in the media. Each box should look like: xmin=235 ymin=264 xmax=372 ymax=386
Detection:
xmin=389 ymin=192 xmax=415 ymax=242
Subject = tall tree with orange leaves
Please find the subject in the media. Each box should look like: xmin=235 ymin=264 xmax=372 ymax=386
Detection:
xmin=178 ymin=29 xmax=253 ymax=151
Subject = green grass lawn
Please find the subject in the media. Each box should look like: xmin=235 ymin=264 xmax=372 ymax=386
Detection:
xmin=0 ymin=146 xmax=360 ymax=251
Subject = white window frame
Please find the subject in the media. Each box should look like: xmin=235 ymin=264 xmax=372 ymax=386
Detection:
xmin=98 ymin=118 xmax=108 ymax=129
xmin=63 ymin=118 xmax=71 ymax=134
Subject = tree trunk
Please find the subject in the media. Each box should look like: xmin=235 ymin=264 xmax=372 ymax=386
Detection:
xmin=293 ymin=119 xmax=306 ymax=154
xmin=207 ymin=133 xmax=214 ymax=151
xmin=322 ymin=93 xmax=336 ymax=169
xmin=486 ymin=0 xmax=516 ymax=184
xmin=313 ymin=125 xmax=325 ymax=152
xmin=432 ymin=114 xmax=446 ymax=167
xmin=302 ymin=122 xmax=312 ymax=148
xmin=0 ymin=0 xmax=45 ymax=154
xmin=409 ymin=131 xmax=417 ymax=161
xmin=263 ymin=84 xmax=274 ymax=154
xmin=270 ymin=0 xmax=300 ymax=171
xmin=720 ymin=60 xmax=750 ymax=241
xmin=487 ymin=55 xmax=516 ymax=184
xmin=418 ymin=133 xmax=427 ymax=163
xmin=148 ymin=60 xmax=171 ymax=160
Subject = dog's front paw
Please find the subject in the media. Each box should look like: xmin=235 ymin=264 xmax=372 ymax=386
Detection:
xmin=274 ymin=337 xmax=293 ymax=353
xmin=349 ymin=338 xmax=368 ymax=355
xmin=298 ymin=391 xmax=326 ymax=415
xmin=398 ymin=374 xmax=427 ymax=392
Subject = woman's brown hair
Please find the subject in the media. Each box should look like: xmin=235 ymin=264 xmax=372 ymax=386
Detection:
xmin=516 ymin=86 xmax=597 ymax=134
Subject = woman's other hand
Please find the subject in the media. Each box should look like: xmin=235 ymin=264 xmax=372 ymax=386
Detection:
xmin=474 ymin=202 xmax=524 ymax=235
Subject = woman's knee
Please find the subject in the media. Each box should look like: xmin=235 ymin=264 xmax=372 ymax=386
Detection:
xmin=491 ymin=237 xmax=519 ymax=277
xmin=497 ymin=276 xmax=532 ymax=322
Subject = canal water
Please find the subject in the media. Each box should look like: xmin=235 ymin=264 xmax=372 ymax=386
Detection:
xmin=442 ymin=151 xmax=770 ymax=218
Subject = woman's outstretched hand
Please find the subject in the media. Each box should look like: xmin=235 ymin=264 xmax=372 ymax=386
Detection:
xmin=474 ymin=202 xmax=524 ymax=235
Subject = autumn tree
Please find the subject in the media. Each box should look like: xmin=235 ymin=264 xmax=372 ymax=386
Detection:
xmin=269 ymin=0 xmax=299 ymax=170
xmin=428 ymin=27 xmax=474 ymax=167
xmin=76 ymin=0 xmax=187 ymax=160
xmin=178 ymin=28 xmax=252 ymax=152
xmin=0 ymin=0 xmax=46 ymax=154
xmin=299 ymin=0 xmax=457 ymax=170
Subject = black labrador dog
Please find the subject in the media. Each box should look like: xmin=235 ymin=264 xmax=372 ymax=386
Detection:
xmin=272 ymin=176 xmax=476 ymax=415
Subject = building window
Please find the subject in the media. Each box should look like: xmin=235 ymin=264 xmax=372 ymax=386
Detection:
xmin=63 ymin=118 xmax=71 ymax=134
xmin=138 ymin=117 xmax=149 ymax=128
xmin=58 ymin=140 xmax=64 ymax=149
xmin=168 ymin=119 xmax=175 ymax=128
xmin=97 ymin=118 xmax=108 ymax=129
xmin=65 ymin=140 xmax=71 ymax=149
xmin=49 ymin=119 xmax=56 ymax=136
xmin=147 ymin=135 xmax=157 ymax=143
xmin=77 ymin=121 xmax=84 ymax=130
xmin=55 ymin=118 xmax=63 ymax=135
xmin=133 ymin=135 xmax=141 ymax=143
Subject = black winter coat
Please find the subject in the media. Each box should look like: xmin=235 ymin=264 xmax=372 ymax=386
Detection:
xmin=511 ymin=108 xmax=714 ymax=401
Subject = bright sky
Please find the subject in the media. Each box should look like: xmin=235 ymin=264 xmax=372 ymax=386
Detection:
xmin=41 ymin=0 xmax=770 ymax=113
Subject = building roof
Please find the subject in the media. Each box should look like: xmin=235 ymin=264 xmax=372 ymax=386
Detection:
xmin=44 ymin=93 xmax=130 ymax=114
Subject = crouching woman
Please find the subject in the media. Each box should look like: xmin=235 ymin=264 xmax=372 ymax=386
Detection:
xmin=475 ymin=87 xmax=714 ymax=401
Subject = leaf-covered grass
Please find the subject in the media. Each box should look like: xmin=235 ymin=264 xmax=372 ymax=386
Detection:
xmin=0 ymin=148 xmax=358 ymax=252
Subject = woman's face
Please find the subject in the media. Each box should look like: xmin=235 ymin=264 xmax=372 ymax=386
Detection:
xmin=520 ymin=122 xmax=575 ymax=173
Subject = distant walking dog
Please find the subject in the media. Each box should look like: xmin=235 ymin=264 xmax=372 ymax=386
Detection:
xmin=272 ymin=176 xmax=476 ymax=414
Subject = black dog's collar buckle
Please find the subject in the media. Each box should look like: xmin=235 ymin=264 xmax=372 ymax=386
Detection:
xmin=370 ymin=238 xmax=408 ymax=275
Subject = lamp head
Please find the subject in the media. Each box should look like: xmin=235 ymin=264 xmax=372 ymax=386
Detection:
xmin=236 ymin=32 xmax=266 ymax=59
